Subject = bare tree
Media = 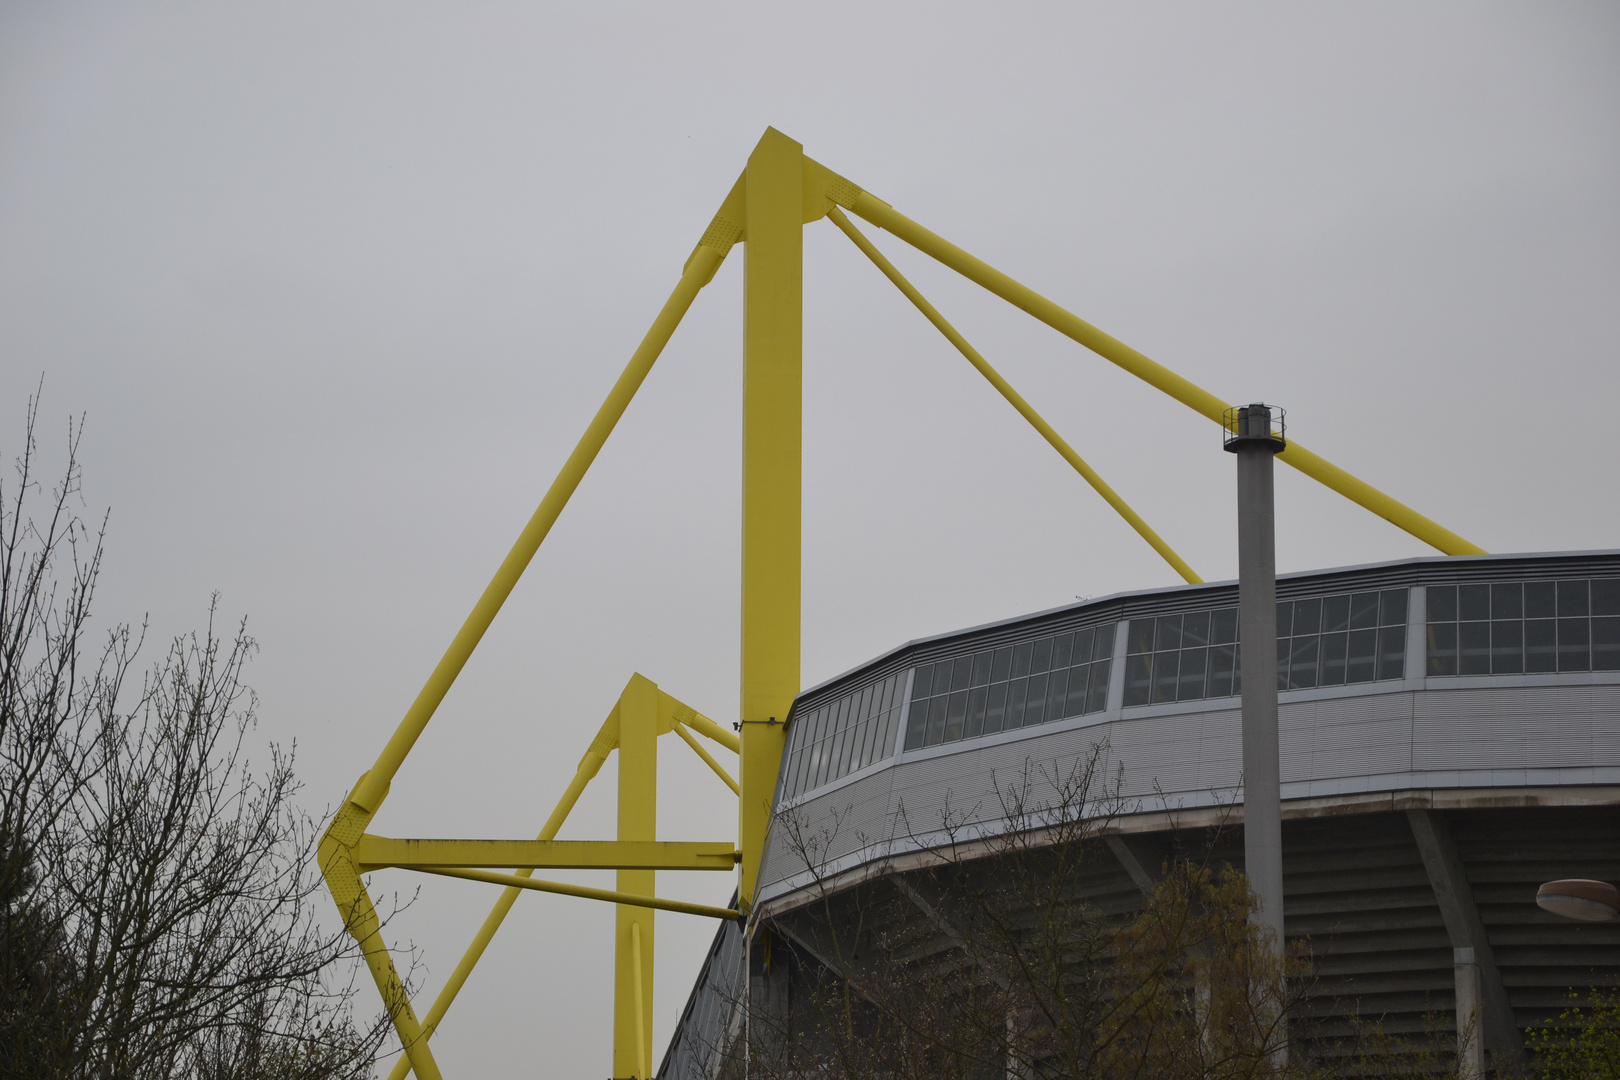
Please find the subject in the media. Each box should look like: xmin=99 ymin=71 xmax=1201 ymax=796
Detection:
xmin=0 ymin=391 xmax=393 ymax=1080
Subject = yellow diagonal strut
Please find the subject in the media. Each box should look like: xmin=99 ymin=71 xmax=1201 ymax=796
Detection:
xmin=826 ymin=205 xmax=1202 ymax=585
xmin=819 ymin=171 xmax=1485 ymax=557
xmin=324 ymin=189 xmax=743 ymax=1079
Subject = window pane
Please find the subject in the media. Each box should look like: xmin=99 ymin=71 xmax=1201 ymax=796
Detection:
xmin=991 ymin=646 xmax=1014 ymax=683
xmin=1051 ymin=633 xmax=1073 ymax=670
xmin=1046 ymin=667 xmax=1069 ymax=720
xmin=944 ymin=691 xmax=969 ymax=742
xmin=1178 ymin=647 xmax=1208 ymax=701
xmin=1276 ymin=637 xmax=1290 ymax=691
xmin=1593 ymin=616 xmax=1620 ymax=671
xmin=1206 ymin=644 xmax=1235 ymax=697
xmin=1378 ymin=626 xmax=1407 ymax=680
xmin=1491 ymin=583 xmax=1522 ymax=620
xmin=1320 ymin=632 xmax=1348 ymax=685
xmin=1031 ymin=637 xmax=1053 ymax=675
xmin=1086 ymin=660 xmax=1112 ymax=713
xmin=1095 ymin=622 xmax=1117 ymax=658
xmin=1350 ymin=592 xmax=1380 ymax=630
xmin=1558 ymin=618 xmax=1591 ymax=671
xmin=1127 ymin=619 xmax=1156 ymax=655
xmin=1182 ymin=610 xmax=1211 ymax=648
xmin=1211 ymin=607 xmax=1238 ymax=645
xmin=1459 ymin=622 xmax=1491 ymax=676
xmin=1347 ymin=628 xmax=1378 ymax=682
xmin=984 ymin=682 xmax=1008 ymax=735
xmin=1293 ymin=598 xmax=1322 ymax=636
xmin=1525 ymin=581 xmax=1557 ymax=619
xmin=1275 ymin=602 xmax=1293 ymax=638
xmin=925 ymin=695 xmax=949 ymax=746
xmin=1426 ymin=585 xmax=1457 ymax=623
xmin=1427 ymin=622 xmax=1457 ymax=676
xmin=1066 ymin=664 xmax=1091 ymax=716
xmin=1491 ymin=620 xmax=1523 ymax=674
xmin=1007 ymin=678 xmax=1029 ymax=729
xmin=1525 ymin=618 xmax=1557 ymax=672
xmin=1594 ymin=580 xmax=1620 ymax=618
xmin=1459 ymin=584 xmax=1490 ymax=622
xmin=1153 ymin=651 xmax=1180 ymax=703
xmin=1073 ymin=626 xmax=1096 ymax=665
xmin=950 ymin=656 xmax=972 ymax=692
xmin=971 ymin=650 xmax=993 ymax=687
xmin=1025 ymin=673 xmax=1049 ymax=725
xmin=1156 ymin=614 xmax=1184 ymax=652
xmin=911 ymin=664 xmax=934 ymax=701
xmin=1560 ymin=580 xmax=1590 ymax=617
xmin=1124 ymin=653 xmax=1152 ymax=707
xmin=1012 ymin=641 xmax=1034 ymax=679
xmin=1322 ymin=594 xmax=1350 ymax=633
xmin=1381 ymin=589 xmax=1409 ymax=626
xmin=904 ymin=699 xmax=928 ymax=750
xmin=1290 ymin=636 xmax=1320 ymax=689
xmin=966 ymin=685 xmax=988 ymax=738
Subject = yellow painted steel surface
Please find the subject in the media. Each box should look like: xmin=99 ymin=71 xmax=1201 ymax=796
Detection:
xmin=836 ymin=187 xmax=1486 ymax=557
xmin=826 ymin=206 xmax=1202 ymax=585
xmin=353 ymin=836 xmax=738 ymax=872
xmin=614 ymin=674 xmax=659 ymax=1078
xmin=323 ymin=126 xmax=1484 ymax=1080
xmin=738 ymin=128 xmax=802 ymax=909
xmin=411 ymin=866 xmax=740 ymax=921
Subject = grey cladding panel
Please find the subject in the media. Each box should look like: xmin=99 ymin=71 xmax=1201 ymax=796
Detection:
xmin=1414 ymin=685 xmax=1617 ymax=772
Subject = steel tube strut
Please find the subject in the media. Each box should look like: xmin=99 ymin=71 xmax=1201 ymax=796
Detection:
xmin=347 ymin=244 xmax=726 ymax=817
xmin=409 ymin=866 xmax=742 ymax=920
xmin=827 ymin=206 xmax=1201 ymax=584
xmin=841 ymin=190 xmax=1486 ymax=557
xmin=673 ymin=720 xmax=741 ymax=795
xmin=383 ymin=712 xmax=619 ymax=1080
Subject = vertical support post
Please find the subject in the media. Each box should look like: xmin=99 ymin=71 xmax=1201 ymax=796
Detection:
xmin=1455 ymin=947 xmax=1485 ymax=1080
xmin=739 ymin=127 xmax=803 ymax=909
xmin=614 ymin=674 xmax=658 ymax=1078
xmin=1227 ymin=403 xmax=1286 ymax=953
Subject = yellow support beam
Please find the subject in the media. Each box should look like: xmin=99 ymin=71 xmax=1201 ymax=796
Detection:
xmin=614 ymin=674 xmax=659 ymax=1078
xmin=739 ymin=128 xmax=803 ymax=909
xmin=353 ymin=836 xmax=739 ymax=872
xmin=832 ymin=180 xmax=1486 ymax=557
xmin=381 ymin=711 xmax=618 ymax=1080
xmin=825 ymin=205 xmax=1202 ymax=585
xmin=409 ymin=866 xmax=740 ymax=921
xmin=672 ymin=720 xmax=741 ymax=796
xmin=341 ymin=228 xmax=736 ymax=822
xmin=658 ymin=690 xmax=739 ymax=754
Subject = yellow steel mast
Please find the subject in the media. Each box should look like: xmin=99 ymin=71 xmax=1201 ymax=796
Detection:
xmin=321 ymin=127 xmax=1485 ymax=1080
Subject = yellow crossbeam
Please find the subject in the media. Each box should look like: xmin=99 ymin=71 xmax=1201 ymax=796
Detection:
xmin=354 ymin=836 xmax=739 ymax=872
xmin=826 ymin=205 xmax=1202 ymax=585
xmin=672 ymin=720 xmax=741 ymax=795
xmin=412 ymin=865 xmax=741 ymax=921
xmin=834 ymin=182 xmax=1486 ymax=557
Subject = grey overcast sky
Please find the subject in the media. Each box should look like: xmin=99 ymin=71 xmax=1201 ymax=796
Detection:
xmin=3 ymin=3 xmax=1617 ymax=1074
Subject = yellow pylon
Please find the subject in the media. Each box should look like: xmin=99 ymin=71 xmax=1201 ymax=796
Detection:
xmin=320 ymin=126 xmax=1485 ymax=1080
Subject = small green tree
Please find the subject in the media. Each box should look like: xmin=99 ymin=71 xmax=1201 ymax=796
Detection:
xmin=1529 ymin=989 xmax=1620 ymax=1080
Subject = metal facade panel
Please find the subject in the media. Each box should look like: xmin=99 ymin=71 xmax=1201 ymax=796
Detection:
xmin=1413 ymin=685 xmax=1617 ymax=772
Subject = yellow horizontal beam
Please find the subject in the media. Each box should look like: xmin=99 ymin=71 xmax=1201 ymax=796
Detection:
xmin=412 ymin=865 xmax=741 ymax=920
xmin=840 ymin=186 xmax=1487 ymax=558
xmin=354 ymin=836 xmax=739 ymax=872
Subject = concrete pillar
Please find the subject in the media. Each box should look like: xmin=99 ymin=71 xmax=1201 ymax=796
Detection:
xmin=1455 ymin=946 xmax=1485 ymax=1080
